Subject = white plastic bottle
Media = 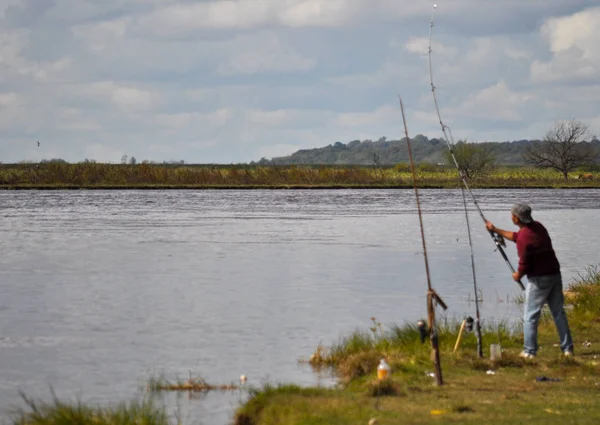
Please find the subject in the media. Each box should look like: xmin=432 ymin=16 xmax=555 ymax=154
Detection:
xmin=377 ymin=359 xmax=391 ymax=380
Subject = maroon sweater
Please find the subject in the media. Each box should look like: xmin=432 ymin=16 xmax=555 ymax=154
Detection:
xmin=512 ymin=221 xmax=560 ymax=277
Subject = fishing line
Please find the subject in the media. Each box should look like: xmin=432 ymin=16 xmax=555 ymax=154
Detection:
xmin=428 ymin=4 xmax=525 ymax=293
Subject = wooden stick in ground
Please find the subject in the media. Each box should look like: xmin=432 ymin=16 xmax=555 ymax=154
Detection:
xmin=398 ymin=96 xmax=447 ymax=386
xmin=427 ymin=292 xmax=443 ymax=385
xmin=453 ymin=319 xmax=467 ymax=353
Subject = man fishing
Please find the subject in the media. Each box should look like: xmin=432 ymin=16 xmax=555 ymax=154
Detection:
xmin=485 ymin=203 xmax=574 ymax=359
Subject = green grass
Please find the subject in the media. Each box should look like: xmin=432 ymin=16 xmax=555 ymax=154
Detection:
xmin=235 ymin=266 xmax=600 ymax=425
xmin=567 ymin=266 xmax=600 ymax=321
xmin=302 ymin=317 xmax=522 ymax=383
xmin=11 ymin=392 xmax=169 ymax=425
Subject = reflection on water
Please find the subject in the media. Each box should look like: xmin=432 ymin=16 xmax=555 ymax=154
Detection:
xmin=1 ymin=189 xmax=599 ymax=424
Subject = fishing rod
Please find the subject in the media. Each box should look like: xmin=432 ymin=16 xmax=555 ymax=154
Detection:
xmin=399 ymin=95 xmax=447 ymax=385
xmin=458 ymin=165 xmax=483 ymax=357
xmin=428 ymin=4 xmax=525 ymax=293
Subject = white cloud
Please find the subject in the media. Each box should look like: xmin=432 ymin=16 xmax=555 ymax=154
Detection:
xmin=65 ymin=82 xmax=161 ymax=111
xmin=71 ymin=18 xmax=130 ymax=52
xmin=216 ymin=33 xmax=315 ymax=75
xmin=531 ymin=7 xmax=600 ymax=83
xmin=154 ymin=108 xmax=233 ymax=130
xmin=335 ymin=105 xmax=398 ymax=127
xmin=0 ymin=92 xmax=19 ymax=108
xmin=111 ymin=85 xmax=159 ymax=110
xmin=277 ymin=0 xmax=360 ymax=28
xmin=133 ymin=0 xmax=275 ymax=36
xmin=328 ymin=59 xmax=419 ymax=88
xmin=245 ymin=108 xmax=329 ymax=127
xmin=131 ymin=0 xmax=451 ymax=38
xmin=56 ymin=108 xmax=102 ymax=131
xmin=457 ymin=80 xmax=536 ymax=121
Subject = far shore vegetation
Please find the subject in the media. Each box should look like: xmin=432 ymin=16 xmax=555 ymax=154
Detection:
xmin=9 ymin=265 xmax=600 ymax=425
xmin=0 ymin=162 xmax=599 ymax=190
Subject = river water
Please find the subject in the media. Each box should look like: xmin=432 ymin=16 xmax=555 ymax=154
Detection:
xmin=1 ymin=189 xmax=599 ymax=424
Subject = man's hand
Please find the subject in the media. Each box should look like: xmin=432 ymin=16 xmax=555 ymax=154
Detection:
xmin=485 ymin=220 xmax=495 ymax=232
xmin=512 ymin=272 xmax=521 ymax=282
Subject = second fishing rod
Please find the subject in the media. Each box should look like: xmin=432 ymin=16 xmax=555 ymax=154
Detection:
xmin=428 ymin=4 xmax=525 ymax=292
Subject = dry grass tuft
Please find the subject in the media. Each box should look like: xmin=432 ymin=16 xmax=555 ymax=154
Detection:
xmin=366 ymin=379 xmax=404 ymax=397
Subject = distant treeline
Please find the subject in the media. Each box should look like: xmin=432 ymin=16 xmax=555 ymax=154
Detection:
xmin=258 ymin=136 xmax=600 ymax=166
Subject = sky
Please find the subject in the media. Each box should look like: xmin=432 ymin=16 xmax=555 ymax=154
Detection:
xmin=0 ymin=0 xmax=599 ymax=164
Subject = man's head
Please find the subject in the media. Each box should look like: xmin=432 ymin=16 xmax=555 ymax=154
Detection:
xmin=511 ymin=203 xmax=533 ymax=226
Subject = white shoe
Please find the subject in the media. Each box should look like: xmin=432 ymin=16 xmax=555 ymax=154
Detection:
xmin=563 ymin=350 xmax=573 ymax=357
xmin=519 ymin=351 xmax=535 ymax=359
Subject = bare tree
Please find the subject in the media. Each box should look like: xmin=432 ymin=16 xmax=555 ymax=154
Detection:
xmin=524 ymin=119 xmax=598 ymax=180
xmin=444 ymin=140 xmax=496 ymax=179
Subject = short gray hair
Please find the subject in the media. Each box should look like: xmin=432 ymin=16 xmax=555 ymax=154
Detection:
xmin=511 ymin=203 xmax=533 ymax=224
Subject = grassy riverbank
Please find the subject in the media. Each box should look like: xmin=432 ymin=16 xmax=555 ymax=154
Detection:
xmin=9 ymin=267 xmax=600 ymax=425
xmin=0 ymin=163 xmax=598 ymax=189
xmin=233 ymin=267 xmax=600 ymax=425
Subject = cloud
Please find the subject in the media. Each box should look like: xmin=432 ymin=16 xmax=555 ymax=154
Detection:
xmin=111 ymin=85 xmax=160 ymax=110
xmin=456 ymin=80 xmax=537 ymax=122
xmin=154 ymin=108 xmax=233 ymax=130
xmin=335 ymin=106 xmax=398 ymax=127
xmin=245 ymin=109 xmax=305 ymax=127
xmin=1 ymin=1 xmax=600 ymax=164
xmin=133 ymin=0 xmax=275 ymax=36
xmin=0 ymin=92 xmax=19 ymax=108
xmin=530 ymin=7 xmax=600 ymax=83
xmin=216 ymin=33 xmax=315 ymax=75
xmin=131 ymin=0 xmax=427 ymax=38
xmin=3 ymin=0 xmax=54 ymax=28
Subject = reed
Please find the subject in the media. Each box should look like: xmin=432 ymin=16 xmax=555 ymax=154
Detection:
xmin=144 ymin=373 xmax=239 ymax=392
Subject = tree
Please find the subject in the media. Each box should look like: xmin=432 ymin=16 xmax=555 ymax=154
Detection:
xmin=371 ymin=151 xmax=382 ymax=167
xmin=444 ymin=140 xmax=497 ymax=179
xmin=523 ymin=119 xmax=598 ymax=180
xmin=121 ymin=154 xmax=128 ymax=164
xmin=372 ymin=151 xmax=384 ymax=178
xmin=129 ymin=156 xmax=137 ymax=165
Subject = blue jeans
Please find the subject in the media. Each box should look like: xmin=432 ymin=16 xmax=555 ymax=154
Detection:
xmin=523 ymin=273 xmax=573 ymax=355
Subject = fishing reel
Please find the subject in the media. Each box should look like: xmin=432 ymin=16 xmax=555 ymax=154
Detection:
xmin=492 ymin=233 xmax=506 ymax=249
xmin=465 ymin=316 xmax=474 ymax=333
